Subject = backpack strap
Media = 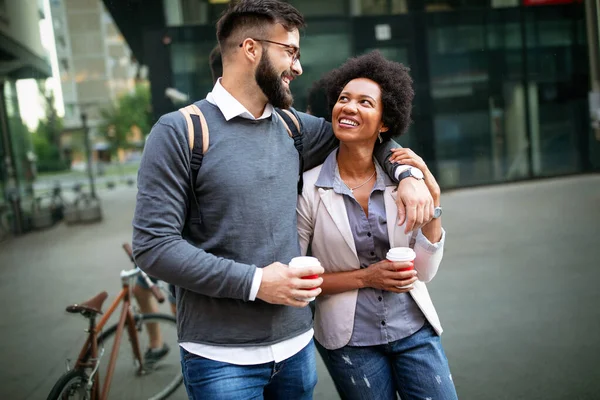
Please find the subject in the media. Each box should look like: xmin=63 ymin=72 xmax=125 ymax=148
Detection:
xmin=275 ymin=108 xmax=304 ymax=194
xmin=179 ymin=104 xmax=209 ymax=223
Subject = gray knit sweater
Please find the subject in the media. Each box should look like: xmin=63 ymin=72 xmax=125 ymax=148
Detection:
xmin=132 ymin=99 xmax=400 ymax=346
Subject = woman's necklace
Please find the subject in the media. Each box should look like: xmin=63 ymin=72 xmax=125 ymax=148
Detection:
xmin=341 ymin=169 xmax=377 ymax=193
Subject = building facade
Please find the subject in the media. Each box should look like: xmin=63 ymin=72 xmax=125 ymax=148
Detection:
xmin=112 ymin=0 xmax=600 ymax=189
xmin=0 ymin=0 xmax=52 ymax=233
xmin=49 ymin=0 xmax=137 ymax=161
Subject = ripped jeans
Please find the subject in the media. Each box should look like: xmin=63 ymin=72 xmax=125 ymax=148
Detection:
xmin=324 ymin=323 xmax=458 ymax=400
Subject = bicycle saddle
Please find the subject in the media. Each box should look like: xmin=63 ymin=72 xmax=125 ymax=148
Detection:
xmin=66 ymin=291 xmax=108 ymax=316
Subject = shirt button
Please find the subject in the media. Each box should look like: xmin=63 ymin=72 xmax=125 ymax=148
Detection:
xmin=378 ymin=296 xmax=383 ymax=301
xmin=381 ymin=320 xmax=386 ymax=326
xmin=367 ymin=232 xmax=372 ymax=237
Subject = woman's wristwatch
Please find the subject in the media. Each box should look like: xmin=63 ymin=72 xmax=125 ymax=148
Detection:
xmin=433 ymin=206 xmax=442 ymax=219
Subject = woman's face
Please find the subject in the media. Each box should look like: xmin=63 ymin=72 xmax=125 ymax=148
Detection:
xmin=332 ymin=78 xmax=388 ymax=145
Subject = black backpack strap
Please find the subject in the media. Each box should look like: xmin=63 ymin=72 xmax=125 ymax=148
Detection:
xmin=275 ymin=108 xmax=304 ymax=194
xmin=179 ymin=104 xmax=209 ymax=223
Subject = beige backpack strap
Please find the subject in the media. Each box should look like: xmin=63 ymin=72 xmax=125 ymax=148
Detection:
xmin=188 ymin=104 xmax=209 ymax=154
xmin=275 ymin=109 xmax=301 ymax=138
xmin=179 ymin=104 xmax=209 ymax=153
xmin=275 ymin=112 xmax=293 ymax=138
xmin=179 ymin=106 xmax=195 ymax=150
xmin=279 ymin=109 xmax=301 ymax=136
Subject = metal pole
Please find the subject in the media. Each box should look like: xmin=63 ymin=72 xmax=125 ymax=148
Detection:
xmin=585 ymin=0 xmax=600 ymax=143
xmin=585 ymin=0 xmax=600 ymax=92
xmin=81 ymin=112 xmax=97 ymax=199
xmin=0 ymin=80 xmax=23 ymax=234
xmin=519 ymin=4 xmax=534 ymax=178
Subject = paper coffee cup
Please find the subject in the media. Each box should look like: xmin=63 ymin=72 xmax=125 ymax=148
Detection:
xmin=289 ymin=256 xmax=320 ymax=302
xmin=386 ymin=247 xmax=416 ymax=289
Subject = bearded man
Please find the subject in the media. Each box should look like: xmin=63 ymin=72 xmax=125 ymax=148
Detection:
xmin=132 ymin=1 xmax=436 ymax=398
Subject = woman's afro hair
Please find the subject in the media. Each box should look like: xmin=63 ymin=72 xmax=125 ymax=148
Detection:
xmin=326 ymin=50 xmax=414 ymax=140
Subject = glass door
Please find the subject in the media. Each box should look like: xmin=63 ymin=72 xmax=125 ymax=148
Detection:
xmin=426 ymin=8 xmax=533 ymax=188
xmin=523 ymin=4 xmax=588 ymax=177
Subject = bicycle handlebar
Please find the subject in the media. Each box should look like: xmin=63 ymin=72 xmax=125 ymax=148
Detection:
xmin=122 ymin=243 xmax=135 ymax=262
xmin=122 ymin=243 xmax=165 ymax=304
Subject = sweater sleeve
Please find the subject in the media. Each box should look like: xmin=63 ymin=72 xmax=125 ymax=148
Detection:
xmin=295 ymin=110 xmax=402 ymax=181
xmin=132 ymin=115 xmax=256 ymax=301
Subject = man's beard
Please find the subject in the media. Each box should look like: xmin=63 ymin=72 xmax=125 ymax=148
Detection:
xmin=255 ymin=52 xmax=293 ymax=109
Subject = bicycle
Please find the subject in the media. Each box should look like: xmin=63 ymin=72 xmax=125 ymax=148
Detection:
xmin=46 ymin=243 xmax=183 ymax=400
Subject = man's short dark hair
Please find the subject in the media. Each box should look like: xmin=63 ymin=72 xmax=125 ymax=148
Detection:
xmin=326 ymin=51 xmax=414 ymax=140
xmin=209 ymin=45 xmax=223 ymax=84
xmin=216 ymin=0 xmax=305 ymax=55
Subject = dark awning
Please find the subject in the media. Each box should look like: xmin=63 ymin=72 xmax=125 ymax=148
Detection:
xmin=101 ymin=0 xmax=165 ymax=65
xmin=0 ymin=32 xmax=52 ymax=80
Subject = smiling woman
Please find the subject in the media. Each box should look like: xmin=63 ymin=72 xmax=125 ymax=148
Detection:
xmin=333 ymin=78 xmax=387 ymax=147
xmin=296 ymin=51 xmax=456 ymax=400
xmin=326 ymin=50 xmax=414 ymax=142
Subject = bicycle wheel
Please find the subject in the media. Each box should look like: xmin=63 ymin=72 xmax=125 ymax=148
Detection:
xmin=46 ymin=369 xmax=90 ymax=400
xmin=94 ymin=313 xmax=184 ymax=400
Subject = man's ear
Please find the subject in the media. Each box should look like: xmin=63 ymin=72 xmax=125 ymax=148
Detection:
xmin=239 ymin=38 xmax=261 ymax=63
xmin=380 ymin=125 xmax=389 ymax=133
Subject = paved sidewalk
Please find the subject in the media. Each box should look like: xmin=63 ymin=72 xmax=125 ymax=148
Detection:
xmin=0 ymin=174 xmax=599 ymax=399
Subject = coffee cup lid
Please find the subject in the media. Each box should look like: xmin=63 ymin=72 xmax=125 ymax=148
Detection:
xmin=386 ymin=247 xmax=416 ymax=261
xmin=289 ymin=256 xmax=321 ymax=268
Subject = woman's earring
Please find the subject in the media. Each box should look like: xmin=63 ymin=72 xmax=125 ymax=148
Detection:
xmin=378 ymin=132 xmax=383 ymax=143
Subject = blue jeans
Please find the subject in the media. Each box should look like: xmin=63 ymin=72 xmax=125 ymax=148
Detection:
xmin=135 ymin=275 xmax=176 ymax=305
xmin=325 ymin=323 xmax=458 ymax=400
xmin=180 ymin=340 xmax=318 ymax=400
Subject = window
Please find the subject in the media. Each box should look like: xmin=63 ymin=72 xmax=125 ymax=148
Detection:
xmin=0 ymin=0 xmax=7 ymax=23
xmin=288 ymin=0 xmax=348 ymax=16
xmin=60 ymin=59 xmax=69 ymax=72
xmin=360 ymin=0 xmax=408 ymax=15
xmin=56 ymin=36 xmax=66 ymax=49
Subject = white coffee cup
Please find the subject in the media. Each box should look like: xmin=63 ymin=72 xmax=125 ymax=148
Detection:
xmin=386 ymin=247 xmax=416 ymax=289
xmin=289 ymin=256 xmax=321 ymax=302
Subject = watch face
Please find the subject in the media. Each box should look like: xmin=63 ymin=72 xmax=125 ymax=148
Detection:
xmin=411 ymin=167 xmax=424 ymax=180
xmin=433 ymin=207 xmax=442 ymax=218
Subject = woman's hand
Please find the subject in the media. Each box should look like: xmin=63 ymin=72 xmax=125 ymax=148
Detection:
xmin=362 ymin=260 xmax=418 ymax=293
xmin=390 ymin=148 xmax=440 ymax=203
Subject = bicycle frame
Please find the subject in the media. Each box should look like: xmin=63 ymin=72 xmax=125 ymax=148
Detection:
xmin=73 ymin=279 xmax=144 ymax=400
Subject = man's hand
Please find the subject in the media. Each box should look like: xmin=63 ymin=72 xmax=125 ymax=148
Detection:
xmin=396 ymin=177 xmax=434 ymax=234
xmin=363 ymin=260 xmax=418 ymax=293
xmin=256 ymin=262 xmax=324 ymax=307
xmin=391 ymin=148 xmax=436 ymax=233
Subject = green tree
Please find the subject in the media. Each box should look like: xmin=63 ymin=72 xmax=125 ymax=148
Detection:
xmin=32 ymin=84 xmax=69 ymax=173
xmin=98 ymin=84 xmax=152 ymax=156
xmin=32 ymin=121 xmax=69 ymax=173
xmin=39 ymin=81 xmax=62 ymax=150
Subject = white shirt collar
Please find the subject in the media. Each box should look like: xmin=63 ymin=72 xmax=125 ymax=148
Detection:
xmin=206 ymin=78 xmax=274 ymax=121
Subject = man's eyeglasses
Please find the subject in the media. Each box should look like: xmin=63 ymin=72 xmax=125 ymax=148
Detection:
xmin=239 ymin=38 xmax=300 ymax=65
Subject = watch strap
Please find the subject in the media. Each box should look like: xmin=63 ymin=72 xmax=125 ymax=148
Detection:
xmin=397 ymin=168 xmax=422 ymax=181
